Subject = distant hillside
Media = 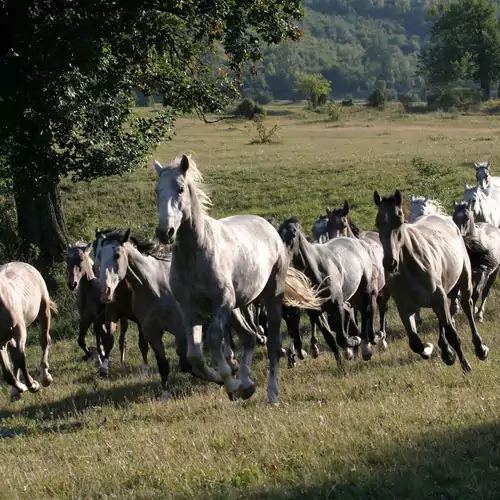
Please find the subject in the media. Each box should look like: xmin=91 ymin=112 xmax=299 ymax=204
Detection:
xmin=241 ymin=0 xmax=454 ymax=100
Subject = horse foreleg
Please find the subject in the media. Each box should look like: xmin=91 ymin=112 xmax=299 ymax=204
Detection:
xmin=326 ymin=301 xmax=361 ymax=350
xmin=77 ymin=317 xmax=93 ymax=361
xmin=396 ymin=302 xmax=433 ymax=360
xmin=263 ymin=295 xmax=282 ymax=405
xmin=377 ymin=285 xmax=391 ymax=345
xmin=118 ymin=317 xmax=128 ymax=369
xmin=457 ymin=280 xmax=489 ymax=364
xmin=230 ymin=315 xmax=257 ymax=399
xmin=183 ymin=313 xmax=223 ymax=385
xmin=137 ymin=323 xmax=150 ymax=377
xmin=313 ymin=311 xmax=343 ymax=370
xmin=207 ymin=301 xmax=242 ymax=398
xmin=308 ymin=312 xmax=320 ymax=358
xmin=145 ymin=329 xmax=173 ymax=400
xmin=432 ymin=285 xmax=472 ymax=373
xmin=282 ymin=305 xmax=305 ymax=368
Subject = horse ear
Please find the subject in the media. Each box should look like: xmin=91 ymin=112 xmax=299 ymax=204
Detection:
xmin=395 ymin=189 xmax=402 ymax=206
xmin=409 ymin=194 xmax=415 ymax=202
xmin=343 ymin=200 xmax=349 ymax=215
xmin=84 ymin=242 xmax=93 ymax=254
xmin=154 ymin=160 xmax=164 ymax=175
xmin=374 ymin=191 xmax=381 ymax=206
xmin=326 ymin=206 xmax=331 ymax=216
xmin=453 ymin=200 xmax=458 ymax=208
xmin=123 ymin=228 xmax=131 ymax=243
xmin=473 ymin=162 xmax=479 ymax=169
xmin=180 ymin=155 xmax=190 ymax=176
xmin=425 ymin=194 xmax=429 ymax=202
xmin=487 ymin=161 xmax=491 ymax=170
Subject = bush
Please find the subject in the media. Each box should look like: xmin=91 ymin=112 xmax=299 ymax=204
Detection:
xmin=398 ymin=92 xmax=416 ymax=106
xmin=426 ymin=88 xmax=482 ymax=112
xmin=325 ymin=101 xmax=340 ymax=121
xmin=234 ymin=98 xmax=267 ymax=119
xmin=367 ymin=88 xmax=387 ymax=109
xmin=248 ymin=116 xmax=281 ymax=144
xmin=341 ymin=97 xmax=354 ymax=106
xmin=254 ymin=92 xmax=274 ymax=105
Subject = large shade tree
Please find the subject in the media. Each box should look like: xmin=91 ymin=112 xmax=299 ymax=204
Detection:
xmin=0 ymin=0 xmax=303 ymax=262
xmin=419 ymin=0 xmax=500 ymax=100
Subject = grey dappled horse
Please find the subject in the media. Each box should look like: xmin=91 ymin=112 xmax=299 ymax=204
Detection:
xmin=374 ymin=189 xmax=490 ymax=372
xmin=278 ymin=217 xmax=381 ymax=364
xmin=408 ymin=194 xmax=447 ymax=223
xmin=154 ymin=154 xmax=322 ymax=404
xmin=474 ymin=161 xmax=500 ymax=189
xmin=0 ymin=262 xmax=54 ymax=402
xmin=326 ymin=200 xmax=390 ymax=346
xmin=312 ymin=214 xmax=329 ymax=243
xmin=453 ymin=201 xmax=500 ymax=322
xmin=464 ymin=184 xmax=500 ymax=228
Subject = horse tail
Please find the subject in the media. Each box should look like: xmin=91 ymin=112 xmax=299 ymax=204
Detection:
xmin=463 ymin=235 xmax=498 ymax=272
xmin=48 ymin=299 xmax=58 ymax=315
xmin=283 ymin=267 xmax=325 ymax=310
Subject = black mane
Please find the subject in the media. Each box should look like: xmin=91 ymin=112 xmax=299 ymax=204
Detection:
xmin=96 ymin=227 xmax=171 ymax=261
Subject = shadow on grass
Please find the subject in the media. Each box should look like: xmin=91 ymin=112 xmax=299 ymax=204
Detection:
xmin=238 ymin=421 xmax=500 ymax=499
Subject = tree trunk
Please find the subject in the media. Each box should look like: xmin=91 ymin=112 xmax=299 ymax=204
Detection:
xmin=481 ymin=79 xmax=490 ymax=101
xmin=13 ymin=175 xmax=68 ymax=263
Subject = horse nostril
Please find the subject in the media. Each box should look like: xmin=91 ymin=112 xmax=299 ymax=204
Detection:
xmin=167 ymin=227 xmax=174 ymax=238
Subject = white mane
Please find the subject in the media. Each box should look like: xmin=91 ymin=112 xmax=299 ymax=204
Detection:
xmin=409 ymin=195 xmax=447 ymax=223
xmin=157 ymin=155 xmax=212 ymax=216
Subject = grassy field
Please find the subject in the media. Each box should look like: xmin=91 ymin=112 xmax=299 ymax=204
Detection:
xmin=2 ymin=102 xmax=500 ymax=499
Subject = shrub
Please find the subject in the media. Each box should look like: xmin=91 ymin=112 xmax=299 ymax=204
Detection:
xmin=426 ymin=88 xmax=482 ymax=112
xmin=254 ymin=91 xmax=274 ymax=105
xmin=367 ymin=88 xmax=387 ymax=109
xmin=234 ymin=98 xmax=267 ymax=119
xmin=249 ymin=116 xmax=281 ymax=144
xmin=341 ymin=97 xmax=354 ymax=106
xmin=325 ymin=101 xmax=340 ymax=121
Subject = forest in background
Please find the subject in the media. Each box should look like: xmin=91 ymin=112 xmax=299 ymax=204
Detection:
xmin=240 ymin=0 xmax=496 ymax=101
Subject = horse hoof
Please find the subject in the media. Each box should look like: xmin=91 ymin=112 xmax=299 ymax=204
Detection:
xmin=40 ymin=372 xmax=53 ymax=387
xmin=241 ymin=384 xmax=256 ymax=400
xmin=476 ymin=345 xmax=489 ymax=361
xmin=298 ymin=349 xmax=308 ymax=360
xmin=279 ymin=348 xmax=287 ymax=358
xmin=477 ymin=315 xmax=484 ymax=323
xmin=371 ymin=334 xmax=380 ymax=346
xmin=82 ymin=353 xmax=93 ymax=362
xmin=228 ymin=360 xmax=240 ymax=375
xmin=99 ymin=368 xmax=109 ymax=378
xmin=421 ymin=343 xmax=434 ymax=359
xmin=378 ymin=339 xmax=388 ymax=351
xmin=350 ymin=336 xmax=362 ymax=348
xmin=344 ymin=347 xmax=354 ymax=361
xmin=257 ymin=335 xmax=267 ymax=346
xmin=28 ymin=381 xmax=40 ymax=393
xmin=311 ymin=346 xmax=320 ymax=358
xmin=362 ymin=350 xmax=373 ymax=361
xmin=441 ymin=350 xmax=456 ymax=366
xmin=227 ymin=391 xmax=240 ymax=401
xmin=461 ymin=360 xmax=473 ymax=373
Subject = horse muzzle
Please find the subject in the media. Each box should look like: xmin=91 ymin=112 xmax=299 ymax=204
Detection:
xmin=100 ymin=287 xmax=113 ymax=304
xmin=67 ymin=281 xmax=77 ymax=291
xmin=155 ymin=227 xmax=175 ymax=245
xmin=383 ymin=257 xmax=399 ymax=274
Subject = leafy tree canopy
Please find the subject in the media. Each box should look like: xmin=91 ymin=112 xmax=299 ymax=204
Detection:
xmin=0 ymin=0 xmax=303 ymax=261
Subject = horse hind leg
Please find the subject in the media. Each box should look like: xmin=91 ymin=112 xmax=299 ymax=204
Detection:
xmin=10 ymin=326 xmax=40 ymax=394
xmin=118 ymin=317 xmax=128 ymax=369
xmin=308 ymin=312 xmax=320 ymax=358
xmin=38 ymin=300 xmax=53 ymax=387
xmin=0 ymin=344 xmax=28 ymax=401
xmin=77 ymin=317 xmax=93 ymax=362
xmin=282 ymin=305 xmax=305 ymax=368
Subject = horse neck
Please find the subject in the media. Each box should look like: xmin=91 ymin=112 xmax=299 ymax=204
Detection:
xmin=123 ymin=243 xmax=161 ymax=294
xmin=175 ymin=185 xmax=211 ymax=261
xmin=466 ymin=214 xmax=477 ymax=237
xmin=294 ymin=231 xmax=322 ymax=282
xmin=345 ymin=223 xmax=356 ymax=239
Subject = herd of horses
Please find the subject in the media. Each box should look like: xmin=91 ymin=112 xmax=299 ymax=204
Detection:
xmin=1 ymin=156 xmax=500 ymax=404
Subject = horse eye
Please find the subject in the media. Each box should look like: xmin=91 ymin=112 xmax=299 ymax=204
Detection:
xmin=178 ymin=187 xmax=184 ymax=194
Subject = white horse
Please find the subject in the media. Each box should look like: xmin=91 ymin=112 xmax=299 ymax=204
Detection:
xmin=154 ymin=154 xmax=322 ymax=404
xmin=408 ymin=194 xmax=447 ymax=223
xmin=464 ymin=184 xmax=500 ymax=228
xmin=474 ymin=161 xmax=500 ymax=189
